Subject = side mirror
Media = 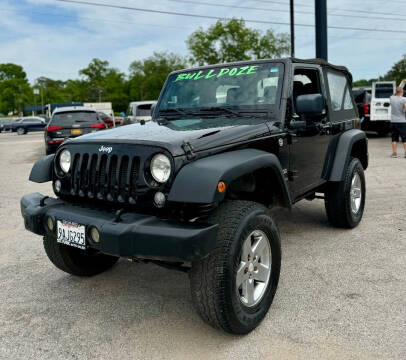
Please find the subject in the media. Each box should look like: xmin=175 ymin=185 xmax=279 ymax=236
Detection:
xmin=296 ymin=94 xmax=325 ymax=116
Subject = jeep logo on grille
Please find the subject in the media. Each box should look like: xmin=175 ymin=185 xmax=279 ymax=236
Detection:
xmin=99 ymin=145 xmax=113 ymax=153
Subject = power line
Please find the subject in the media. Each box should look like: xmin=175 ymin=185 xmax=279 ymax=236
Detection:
xmin=2 ymin=6 xmax=405 ymax=41
xmin=55 ymin=0 xmax=406 ymax=34
xmin=164 ymin=0 xmax=406 ymax=23
xmin=0 ymin=7 xmax=192 ymax=30
xmin=249 ymin=0 xmax=406 ymax=18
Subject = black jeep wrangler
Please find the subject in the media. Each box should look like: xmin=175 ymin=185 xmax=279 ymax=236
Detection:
xmin=21 ymin=58 xmax=368 ymax=334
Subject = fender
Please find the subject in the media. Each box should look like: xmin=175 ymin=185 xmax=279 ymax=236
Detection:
xmin=168 ymin=149 xmax=292 ymax=208
xmin=29 ymin=154 xmax=54 ymax=183
xmin=324 ymin=129 xmax=368 ymax=182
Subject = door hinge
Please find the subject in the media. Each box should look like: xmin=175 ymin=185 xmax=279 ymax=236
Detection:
xmin=287 ymin=170 xmax=299 ymax=181
xmin=182 ymin=141 xmax=196 ymax=160
xmin=287 ymin=133 xmax=298 ymax=145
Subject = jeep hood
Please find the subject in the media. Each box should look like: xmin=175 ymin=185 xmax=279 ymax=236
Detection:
xmin=68 ymin=119 xmax=273 ymax=157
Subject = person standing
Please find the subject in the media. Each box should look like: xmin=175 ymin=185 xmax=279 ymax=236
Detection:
xmin=390 ymin=87 xmax=406 ymax=158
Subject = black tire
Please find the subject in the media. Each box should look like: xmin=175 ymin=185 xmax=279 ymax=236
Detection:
xmin=325 ymin=157 xmax=366 ymax=228
xmin=43 ymin=236 xmax=119 ymax=276
xmin=17 ymin=127 xmax=26 ymax=135
xmin=189 ymin=200 xmax=281 ymax=334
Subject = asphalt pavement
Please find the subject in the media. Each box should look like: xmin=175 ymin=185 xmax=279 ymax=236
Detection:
xmin=0 ymin=132 xmax=405 ymax=360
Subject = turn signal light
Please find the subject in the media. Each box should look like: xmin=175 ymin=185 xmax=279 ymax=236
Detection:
xmin=46 ymin=126 xmax=62 ymax=132
xmin=217 ymin=181 xmax=226 ymax=193
xmin=91 ymin=123 xmax=106 ymax=129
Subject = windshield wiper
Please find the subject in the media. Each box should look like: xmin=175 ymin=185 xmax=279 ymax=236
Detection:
xmin=198 ymin=106 xmax=269 ymax=119
xmin=158 ymin=108 xmax=190 ymax=117
xmin=198 ymin=106 xmax=240 ymax=117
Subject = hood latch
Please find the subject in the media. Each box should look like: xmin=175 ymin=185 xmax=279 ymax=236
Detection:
xmin=182 ymin=141 xmax=196 ymax=160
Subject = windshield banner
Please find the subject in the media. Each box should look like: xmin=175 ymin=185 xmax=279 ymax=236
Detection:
xmin=174 ymin=65 xmax=260 ymax=82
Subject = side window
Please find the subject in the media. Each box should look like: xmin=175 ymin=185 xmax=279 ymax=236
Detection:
xmin=292 ymin=68 xmax=323 ymax=111
xmin=327 ymin=71 xmax=353 ymax=111
xmin=343 ymin=88 xmax=353 ymax=110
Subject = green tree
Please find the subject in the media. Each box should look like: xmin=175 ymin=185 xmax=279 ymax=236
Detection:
xmin=0 ymin=63 xmax=32 ymax=114
xmin=103 ymin=69 xmax=129 ymax=112
xmin=384 ymin=54 xmax=406 ymax=84
xmin=35 ymin=77 xmax=68 ymax=104
xmin=186 ymin=18 xmax=290 ymax=66
xmin=78 ymin=59 xmax=128 ymax=110
xmin=79 ymin=59 xmax=110 ymax=102
xmin=353 ymin=78 xmax=379 ymax=87
xmin=128 ymin=52 xmax=187 ymax=101
xmin=64 ymin=79 xmax=89 ymax=103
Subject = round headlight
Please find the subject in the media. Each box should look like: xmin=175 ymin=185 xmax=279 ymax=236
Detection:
xmin=59 ymin=150 xmax=71 ymax=173
xmin=150 ymin=153 xmax=171 ymax=183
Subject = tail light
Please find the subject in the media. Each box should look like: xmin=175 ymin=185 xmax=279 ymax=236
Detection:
xmin=363 ymin=103 xmax=370 ymax=115
xmin=47 ymin=125 xmax=62 ymax=132
xmin=91 ymin=123 xmax=106 ymax=129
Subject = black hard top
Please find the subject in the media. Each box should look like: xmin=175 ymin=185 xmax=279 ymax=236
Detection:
xmin=169 ymin=57 xmax=352 ymax=82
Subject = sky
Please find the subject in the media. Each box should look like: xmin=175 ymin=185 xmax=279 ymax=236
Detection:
xmin=1 ymin=0 xmax=406 ymax=83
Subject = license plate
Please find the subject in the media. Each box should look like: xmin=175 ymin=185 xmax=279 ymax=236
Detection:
xmin=71 ymin=129 xmax=82 ymax=135
xmin=56 ymin=220 xmax=86 ymax=249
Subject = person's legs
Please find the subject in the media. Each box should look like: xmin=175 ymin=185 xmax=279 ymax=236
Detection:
xmin=392 ymin=141 xmax=398 ymax=154
xmin=391 ymin=123 xmax=400 ymax=157
xmin=398 ymin=123 xmax=406 ymax=157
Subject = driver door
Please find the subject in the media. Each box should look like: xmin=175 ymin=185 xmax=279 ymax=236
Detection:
xmin=288 ymin=66 xmax=332 ymax=198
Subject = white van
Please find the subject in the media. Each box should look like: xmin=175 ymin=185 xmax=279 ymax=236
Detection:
xmin=369 ymin=81 xmax=396 ymax=135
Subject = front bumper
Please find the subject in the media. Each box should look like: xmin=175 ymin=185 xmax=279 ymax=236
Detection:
xmin=21 ymin=193 xmax=218 ymax=262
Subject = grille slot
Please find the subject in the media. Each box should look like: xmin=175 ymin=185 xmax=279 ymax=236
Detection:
xmin=68 ymin=152 xmax=140 ymax=203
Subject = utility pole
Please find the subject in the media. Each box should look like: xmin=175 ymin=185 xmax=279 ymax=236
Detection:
xmin=33 ymin=88 xmax=39 ymax=115
xmin=290 ymin=0 xmax=295 ymax=58
xmin=315 ymin=0 xmax=328 ymax=61
xmin=41 ymin=86 xmax=44 ymax=115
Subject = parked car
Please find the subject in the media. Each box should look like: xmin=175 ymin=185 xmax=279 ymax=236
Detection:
xmin=96 ymin=112 xmax=123 ymax=128
xmin=21 ymin=58 xmax=368 ymax=334
xmin=44 ymin=106 xmax=107 ymax=154
xmin=123 ymin=101 xmax=157 ymax=125
xmin=0 ymin=118 xmax=16 ymax=132
xmin=11 ymin=116 xmax=46 ymax=135
xmin=113 ymin=116 xmax=123 ymax=126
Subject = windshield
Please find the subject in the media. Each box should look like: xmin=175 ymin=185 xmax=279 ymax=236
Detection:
xmin=157 ymin=63 xmax=283 ymax=117
xmin=51 ymin=111 xmax=98 ymax=126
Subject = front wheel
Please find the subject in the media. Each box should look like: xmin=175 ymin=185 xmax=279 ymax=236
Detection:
xmin=43 ymin=236 xmax=119 ymax=276
xmin=190 ymin=201 xmax=281 ymax=334
xmin=17 ymin=127 xmax=26 ymax=135
xmin=325 ymin=157 xmax=366 ymax=228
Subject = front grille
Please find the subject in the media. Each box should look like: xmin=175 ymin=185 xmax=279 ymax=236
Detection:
xmin=68 ymin=152 xmax=140 ymax=203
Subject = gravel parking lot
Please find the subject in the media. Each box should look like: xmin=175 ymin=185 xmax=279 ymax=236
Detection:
xmin=0 ymin=132 xmax=405 ymax=360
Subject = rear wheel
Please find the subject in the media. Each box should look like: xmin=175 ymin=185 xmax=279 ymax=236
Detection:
xmin=17 ymin=127 xmax=26 ymax=135
xmin=189 ymin=201 xmax=281 ymax=334
xmin=43 ymin=236 xmax=119 ymax=276
xmin=325 ymin=157 xmax=366 ymax=228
